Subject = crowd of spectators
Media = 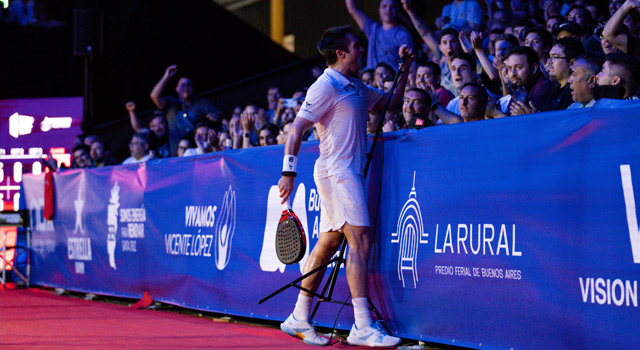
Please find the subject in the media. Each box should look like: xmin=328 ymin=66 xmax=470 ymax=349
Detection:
xmin=66 ymin=0 xmax=640 ymax=168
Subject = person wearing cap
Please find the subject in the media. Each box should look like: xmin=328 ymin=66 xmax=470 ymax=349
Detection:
xmin=603 ymin=0 xmax=640 ymax=59
xmin=596 ymin=26 xmax=625 ymax=55
xmin=345 ymin=0 xmax=413 ymax=70
xmin=553 ymin=21 xmax=585 ymax=41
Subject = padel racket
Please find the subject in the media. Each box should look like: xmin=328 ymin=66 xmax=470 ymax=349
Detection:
xmin=276 ymin=199 xmax=306 ymax=264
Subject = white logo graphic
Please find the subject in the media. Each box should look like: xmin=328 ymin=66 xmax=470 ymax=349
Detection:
xmin=260 ymin=183 xmax=309 ymax=273
xmin=214 ymin=185 xmax=236 ymax=270
xmin=9 ymin=112 xmax=34 ymax=138
xmin=73 ymin=186 xmax=85 ymax=234
xmin=392 ymin=172 xmax=429 ymax=288
xmin=107 ymin=182 xmax=120 ymax=270
xmin=620 ymin=165 xmax=640 ymax=263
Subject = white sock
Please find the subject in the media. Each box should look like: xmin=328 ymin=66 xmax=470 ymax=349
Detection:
xmin=292 ymin=294 xmax=313 ymax=322
xmin=352 ymin=297 xmax=372 ymax=330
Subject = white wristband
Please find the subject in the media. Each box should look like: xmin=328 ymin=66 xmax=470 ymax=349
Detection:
xmin=282 ymin=155 xmax=297 ymax=173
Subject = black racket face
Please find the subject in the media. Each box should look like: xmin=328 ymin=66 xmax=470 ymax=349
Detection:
xmin=276 ymin=218 xmax=306 ymax=264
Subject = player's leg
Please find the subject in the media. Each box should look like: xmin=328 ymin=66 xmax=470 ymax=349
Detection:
xmin=280 ymin=177 xmax=342 ymax=346
xmin=333 ymin=174 xmax=401 ymax=348
xmin=280 ymin=231 xmax=342 ymax=346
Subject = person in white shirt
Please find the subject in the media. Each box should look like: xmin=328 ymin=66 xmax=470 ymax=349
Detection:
xmin=278 ymin=26 xmax=412 ymax=348
xmin=122 ymin=132 xmax=153 ymax=164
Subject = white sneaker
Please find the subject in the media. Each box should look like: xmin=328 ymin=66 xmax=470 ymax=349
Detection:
xmin=280 ymin=314 xmax=330 ymax=346
xmin=346 ymin=321 xmax=401 ymax=347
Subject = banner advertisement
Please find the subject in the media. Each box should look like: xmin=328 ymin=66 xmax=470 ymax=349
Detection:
xmin=22 ymin=100 xmax=640 ymax=349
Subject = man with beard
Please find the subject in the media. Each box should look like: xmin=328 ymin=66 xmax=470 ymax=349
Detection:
xmin=278 ymin=26 xmax=412 ymax=347
xmin=497 ymin=46 xmax=556 ymax=116
xmin=89 ymin=139 xmax=117 ymax=167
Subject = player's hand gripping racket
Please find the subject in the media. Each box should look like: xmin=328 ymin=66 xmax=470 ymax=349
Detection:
xmin=275 ymin=198 xmax=306 ymax=265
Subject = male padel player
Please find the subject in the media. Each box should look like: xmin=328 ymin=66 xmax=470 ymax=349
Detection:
xmin=278 ymin=26 xmax=413 ymax=347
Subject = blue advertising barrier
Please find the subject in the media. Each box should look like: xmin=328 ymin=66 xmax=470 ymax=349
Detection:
xmin=22 ymin=100 xmax=640 ymax=349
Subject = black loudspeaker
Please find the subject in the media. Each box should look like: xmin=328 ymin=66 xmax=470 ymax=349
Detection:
xmin=74 ymin=9 xmax=103 ymax=56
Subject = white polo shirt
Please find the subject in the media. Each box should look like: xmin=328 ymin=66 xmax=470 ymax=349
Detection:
xmin=297 ymin=68 xmax=385 ymax=179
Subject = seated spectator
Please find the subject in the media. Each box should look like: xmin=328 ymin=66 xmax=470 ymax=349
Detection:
xmin=596 ymin=53 xmax=640 ymax=100
xmin=218 ymin=131 xmax=233 ymax=151
xmin=345 ymin=0 xmax=413 ymax=70
xmin=150 ymin=64 xmax=221 ymax=156
xmin=524 ymin=27 xmax=554 ymax=76
xmin=266 ymin=85 xmax=283 ymax=124
xmin=374 ymin=62 xmax=395 ymax=89
xmin=458 ymin=82 xmax=488 ymax=122
xmin=437 ymin=28 xmax=464 ymax=95
xmin=624 ymin=6 xmax=640 ymax=37
xmin=177 ymin=136 xmax=195 ymax=157
xmin=596 ymin=26 xmax=625 ymax=55
xmin=258 ymin=123 xmax=279 ymax=147
xmin=278 ymin=120 xmax=293 ymax=145
xmin=183 ymin=121 xmax=219 ymax=156
xmin=444 ymin=53 xmax=480 ymax=114
xmin=415 ymin=61 xmax=455 ymax=108
xmin=473 ymin=33 xmax=518 ymax=93
xmin=512 ymin=19 xmax=535 ymax=45
xmin=402 ymin=88 xmax=434 ymax=129
xmin=90 ymin=139 xmax=117 ymax=167
xmin=126 ymin=102 xmax=171 ymax=158
xmin=566 ymin=5 xmax=595 ymax=36
xmin=382 ymin=78 xmax=395 ymax=93
xmin=497 ymin=46 xmax=556 ymax=116
xmin=239 ymin=105 xmax=267 ymax=148
xmin=554 ymin=21 xmax=587 ymax=43
xmin=123 ymin=132 xmax=153 ymax=164
xmin=83 ymin=134 xmax=99 ymax=147
xmin=540 ymin=37 xmax=585 ymax=111
xmin=72 ymin=144 xmax=92 ymax=168
xmin=271 ymin=96 xmax=299 ymax=129
xmin=361 ymin=69 xmax=375 ymax=86
xmin=567 ymin=52 xmax=604 ymax=108
xmin=546 ymin=15 xmax=565 ymax=34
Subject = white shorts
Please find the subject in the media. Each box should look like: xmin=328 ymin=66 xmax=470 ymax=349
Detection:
xmin=315 ymin=173 xmax=370 ymax=232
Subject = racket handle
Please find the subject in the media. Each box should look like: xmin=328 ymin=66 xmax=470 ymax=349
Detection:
xmin=282 ymin=198 xmax=291 ymax=211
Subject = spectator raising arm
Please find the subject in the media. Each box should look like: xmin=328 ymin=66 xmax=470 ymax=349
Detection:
xmin=125 ymin=101 xmax=145 ymax=132
xmin=471 ymin=31 xmax=499 ymax=81
xmin=603 ymin=0 xmax=640 ymax=54
xmin=345 ymin=0 xmax=368 ymax=30
xmin=150 ymin=64 xmax=178 ymax=109
xmin=402 ymin=0 xmax=439 ymax=57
